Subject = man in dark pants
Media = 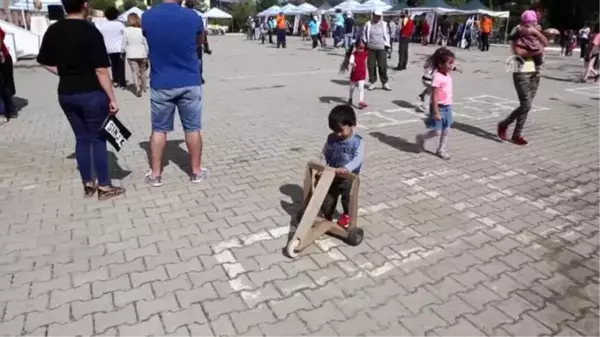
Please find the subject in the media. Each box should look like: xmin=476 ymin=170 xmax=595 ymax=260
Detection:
xmin=185 ymin=0 xmax=210 ymax=84
xmin=395 ymin=11 xmax=413 ymax=71
xmin=275 ymin=12 xmax=287 ymax=48
xmin=479 ymin=14 xmax=492 ymax=51
xmin=363 ymin=9 xmax=391 ymax=91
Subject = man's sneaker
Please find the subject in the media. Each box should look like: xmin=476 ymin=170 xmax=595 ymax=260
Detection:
xmin=358 ymin=101 xmax=367 ymax=109
xmin=348 ymin=98 xmax=353 ymax=106
xmin=367 ymin=83 xmax=377 ymax=91
xmin=191 ymin=168 xmax=208 ymax=184
xmin=415 ymin=134 xmax=425 ymax=153
xmin=382 ymin=83 xmax=392 ymax=91
xmin=436 ymin=150 xmax=451 ymax=160
xmin=497 ymin=124 xmax=508 ymax=141
xmin=337 ymin=214 xmax=351 ymax=228
xmin=144 ymin=170 xmax=163 ymax=187
xmin=511 ymin=136 xmax=528 ymax=146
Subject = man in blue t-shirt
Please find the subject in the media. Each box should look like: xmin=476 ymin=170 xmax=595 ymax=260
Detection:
xmin=142 ymin=0 xmax=207 ymax=187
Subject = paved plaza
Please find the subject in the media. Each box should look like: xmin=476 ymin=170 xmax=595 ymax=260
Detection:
xmin=0 ymin=35 xmax=599 ymax=336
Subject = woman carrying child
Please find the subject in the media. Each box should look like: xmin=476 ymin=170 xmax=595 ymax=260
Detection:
xmin=340 ymin=39 xmax=368 ymax=109
xmin=416 ymin=47 xmax=455 ymax=160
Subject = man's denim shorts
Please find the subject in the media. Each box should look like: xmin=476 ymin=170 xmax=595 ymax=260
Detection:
xmin=150 ymin=86 xmax=202 ymax=133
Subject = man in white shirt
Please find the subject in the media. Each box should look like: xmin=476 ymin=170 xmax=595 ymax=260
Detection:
xmin=579 ymin=23 xmax=591 ymax=59
xmin=99 ymin=7 xmax=126 ymax=88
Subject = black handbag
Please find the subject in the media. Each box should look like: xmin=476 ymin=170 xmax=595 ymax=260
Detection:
xmin=100 ymin=115 xmax=131 ymax=152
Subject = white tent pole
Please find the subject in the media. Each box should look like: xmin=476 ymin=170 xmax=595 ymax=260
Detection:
xmin=21 ymin=0 xmax=27 ymax=30
xmin=504 ymin=16 xmax=509 ymax=44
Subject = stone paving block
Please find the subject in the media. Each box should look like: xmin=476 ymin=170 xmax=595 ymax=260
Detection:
xmin=398 ymin=286 xmax=443 ymax=314
xmin=333 ymin=290 xmax=375 ymax=318
xmin=305 ymin=264 xmax=346 ymax=286
xmin=209 ymin=314 xmax=237 ymax=336
xmin=431 ymin=295 xmax=477 ymax=325
xmin=109 ymin=258 xmax=146 ymax=278
xmin=465 ymin=305 xmax=514 ymax=334
xmin=230 ymin=303 xmax=277 ymax=334
xmin=114 ymin=283 xmax=154 ymax=308
xmin=24 ymin=303 xmax=70 ymax=333
xmin=400 ymin=307 xmax=448 ymax=335
xmin=0 ymin=316 xmax=25 ymax=336
xmin=501 ymin=314 xmax=552 ymax=336
xmin=131 ymin=266 xmax=169 ymax=288
xmin=153 ymin=274 xmax=191 ymax=297
xmin=92 ymin=274 xmax=131 ymax=298
xmin=5 ymin=293 xmax=49 ymax=321
xmin=280 ymin=259 xmax=321 ymax=278
xmin=91 ymin=252 xmax=125 ymax=270
xmin=72 ymin=267 xmax=110 ymax=288
xmin=567 ymin=312 xmax=600 ymax=336
xmin=331 ymin=312 xmax=380 ymax=336
xmin=71 ymin=293 xmax=114 ymax=320
xmin=119 ymin=314 xmax=165 ymax=336
xmin=94 ymin=303 xmax=137 ymax=334
xmin=48 ymin=315 xmax=93 ymax=336
xmin=477 ymin=258 xmax=515 ymax=278
xmin=188 ymin=266 xmax=228 ymax=287
xmin=248 ymin=265 xmax=287 ymax=288
xmin=435 ymin=317 xmax=485 ymax=336
xmin=273 ymin=273 xmax=317 ymax=296
xmin=367 ymin=298 xmax=411 ymax=326
xmin=30 ymin=275 xmax=71 ymax=298
xmin=176 ymin=282 xmax=218 ymax=308
xmin=240 ymin=282 xmax=282 ymax=309
xmin=137 ymin=293 xmax=180 ymax=321
xmin=485 ymin=273 xmax=526 ymax=299
xmin=259 ymin=313 xmax=308 ymax=336
xmin=392 ymin=269 xmax=433 ymax=292
xmin=302 ymin=282 xmax=345 ymax=307
xmin=161 ymin=304 xmax=207 ymax=333
xmin=268 ymin=292 xmax=313 ymax=320
xmin=204 ymin=294 xmax=247 ymax=320
xmin=13 ymin=265 xmax=52 ymax=287
xmin=425 ymin=276 xmax=466 ymax=301
xmin=457 ymin=284 xmax=501 ymax=311
xmin=529 ymin=303 xmax=576 ymax=331
xmin=297 ymin=301 xmax=346 ymax=331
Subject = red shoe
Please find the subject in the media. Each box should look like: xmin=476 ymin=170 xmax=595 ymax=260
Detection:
xmin=497 ymin=124 xmax=508 ymax=141
xmin=512 ymin=135 xmax=528 ymax=146
xmin=358 ymin=102 xmax=368 ymax=109
xmin=337 ymin=214 xmax=351 ymax=228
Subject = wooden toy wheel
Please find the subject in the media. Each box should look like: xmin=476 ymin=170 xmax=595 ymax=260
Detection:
xmin=345 ymin=228 xmax=364 ymax=246
xmin=286 ymin=238 xmax=300 ymax=258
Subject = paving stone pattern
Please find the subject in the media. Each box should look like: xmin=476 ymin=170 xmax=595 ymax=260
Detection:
xmin=0 ymin=36 xmax=598 ymax=336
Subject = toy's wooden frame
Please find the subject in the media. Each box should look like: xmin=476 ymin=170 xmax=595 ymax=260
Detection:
xmin=286 ymin=161 xmax=361 ymax=258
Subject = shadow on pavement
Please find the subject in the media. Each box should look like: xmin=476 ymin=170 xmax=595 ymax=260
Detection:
xmin=13 ymin=96 xmax=28 ymax=114
xmin=66 ymin=151 xmax=132 ymax=180
xmin=452 ymin=121 xmax=503 ymax=143
xmin=392 ymin=99 xmax=420 ymax=110
xmin=319 ymin=96 xmax=348 ymax=105
xmin=331 ymin=79 xmax=350 ymax=86
xmin=370 ymin=131 xmax=420 ymax=153
xmin=139 ymin=140 xmax=190 ymax=174
xmin=541 ymin=74 xmax=578 ymax=83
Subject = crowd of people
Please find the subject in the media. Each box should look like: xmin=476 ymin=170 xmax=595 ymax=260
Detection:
xmin=35 ymin=0 xmax=209 ymax=200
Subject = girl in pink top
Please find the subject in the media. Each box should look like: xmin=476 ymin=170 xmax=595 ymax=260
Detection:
xmin=416 ymin=47 xmax=455 ymax=160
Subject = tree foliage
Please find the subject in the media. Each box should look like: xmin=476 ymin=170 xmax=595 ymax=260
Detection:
xmin=256 ymin=0 xmax=279 ymax=12
xmin=90 ymin=0 xmax=116 ymax=11
xmin=231 ymin=0 xmax=256 ymax=31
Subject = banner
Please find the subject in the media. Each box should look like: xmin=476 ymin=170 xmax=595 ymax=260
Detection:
xmin=425 ymin=12 xmax=435 ymax=43
xmin=100 ymin=116 xmax=132 ymax=152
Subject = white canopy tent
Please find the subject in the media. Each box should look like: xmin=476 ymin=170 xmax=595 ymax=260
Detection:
xmin=354 ymin=0 xmax=392 ymax=14
xmin=10 ymin=0 xmax=62 ymax=30
xmin=292 ymin=3 xmax=318 ymax=15
xmin=327 ymin=0 xmax=361 ymax=14
xmin=117 ymin=7 xmax=145 ymax=22
xmin=204 ymin=7 xmax=233 ymax=19
xmin=257 ymin=5 xmax=281 ymax=17
xmin=280 ymin=3 xmax=298 ymax=15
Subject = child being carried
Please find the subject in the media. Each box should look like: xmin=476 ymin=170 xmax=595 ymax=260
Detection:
xmin=512 ymin=10 xmax=546 ymax=69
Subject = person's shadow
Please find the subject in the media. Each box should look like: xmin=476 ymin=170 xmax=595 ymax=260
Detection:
xmin=66 ymin=151 xmax=131 ymax=180
xmin=330 ymin=79 xmax=350 ymax=86
xmin=452 ymin=121 xmax=502 ymax=143
xmin=319 ymin=96 xmax=348 ymax=105
xmin=370 ymin=132 xmax=421 ymax=153
xmin=138 ymin=140 xmax=190 ymax=174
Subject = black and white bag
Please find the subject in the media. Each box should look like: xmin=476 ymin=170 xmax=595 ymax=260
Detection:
xmin=100 ymin=115 xmax=131 ymax=152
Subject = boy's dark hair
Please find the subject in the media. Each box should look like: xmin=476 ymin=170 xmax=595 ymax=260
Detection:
xmin=104 ymin=6 xmax=119 ymax=21
xmin=328 ymin=105 xmax=357 ymax=132
xmin=428 ymin=47 xmax=455 ymax=71
xmin=62 ymin=0 xmax=86 ymax=14
xmin=185 ymin=0 xmax=195 ymax=8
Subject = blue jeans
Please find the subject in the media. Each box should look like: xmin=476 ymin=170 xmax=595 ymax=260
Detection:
xmin=425 ymin=104 xmax=453 ymax=129
xmin=58 ymin=91 xmax=110 ymax=186
xmin=151 ymin=86 xmax=202 ymax=132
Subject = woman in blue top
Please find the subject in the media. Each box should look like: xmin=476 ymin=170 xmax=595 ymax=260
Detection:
xmin=308 ymin=15 xmax=319 ymax=49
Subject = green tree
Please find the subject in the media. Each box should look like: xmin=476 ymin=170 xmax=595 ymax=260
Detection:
xmin=231 ymin=0 xmax=256 ymax=32
xmin=256 ymin=0 xmax=278 ymax=12
xmin=90 ymin=0 xmax=116 ymax=11
xmin=123 ymin=0 xmax=136 ymax=10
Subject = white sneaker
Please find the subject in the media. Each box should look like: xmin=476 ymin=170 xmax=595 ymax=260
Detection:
xmin=367 ymin=83 xmax=377 ymax=91
xmin=382 ymin=83 xmax=392 ymax=91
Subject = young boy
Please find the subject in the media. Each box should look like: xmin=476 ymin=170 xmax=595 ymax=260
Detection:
xmin=319 ymin=105 xmax=364 ymax=227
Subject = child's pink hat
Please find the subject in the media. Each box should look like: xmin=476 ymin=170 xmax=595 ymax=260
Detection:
xmin=521 ymin=10 xmax=538 ymax=24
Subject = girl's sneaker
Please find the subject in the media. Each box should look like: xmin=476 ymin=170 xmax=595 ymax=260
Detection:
xmin=191 ymin=168 xmax=208 ymax=184
xmin=144 ymin=170 xmax=163 ymax=187
xmin=436 ymin=150 xmax=450 ymax=160
xmin=337 ymin=214 xmax=351 ymax=228
xmin=358 ymin=102 xmax=367 ymax=109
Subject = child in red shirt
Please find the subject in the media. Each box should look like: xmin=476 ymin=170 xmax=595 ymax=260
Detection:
xmin=340 ymin=39 xmax=368 ymax=109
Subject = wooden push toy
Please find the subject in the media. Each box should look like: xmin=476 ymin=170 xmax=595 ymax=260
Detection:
xmin=286 ymin=161 xmax=364 ymax=258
